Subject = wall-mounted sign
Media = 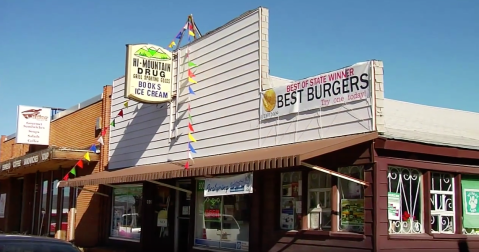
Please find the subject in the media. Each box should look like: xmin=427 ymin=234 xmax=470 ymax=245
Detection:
xmin=124 ymin=43 xmax=173 ymax=104
xmin=16 ymin=105 xmax=51 ymax=145
xmin=0 ymin=149 xmax=51 ymax=171
xmin=260 ymin=61 xmax=372 ymax=121
xmin=203 ymin=173 xmax=253 ymax=197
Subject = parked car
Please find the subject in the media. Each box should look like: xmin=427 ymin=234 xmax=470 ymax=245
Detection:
xmin=0 ymin=234 xmax=81 ymax=252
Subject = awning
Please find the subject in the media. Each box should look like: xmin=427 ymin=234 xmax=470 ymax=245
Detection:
xmin=59 ymin=132 xmax=378 ymax=187
xmin=0 ymin=147 xmax=100 ymax=179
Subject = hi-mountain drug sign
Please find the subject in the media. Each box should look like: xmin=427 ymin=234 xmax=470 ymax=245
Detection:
xmin=124 ymin=44 xmax=173 ymax=104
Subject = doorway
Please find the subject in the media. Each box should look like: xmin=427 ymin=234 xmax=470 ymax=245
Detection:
xmin=174 ymin=181 xmax=192 ymax=252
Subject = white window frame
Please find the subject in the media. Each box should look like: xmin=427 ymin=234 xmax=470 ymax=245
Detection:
xmin=307 ymin=171 xmax=331 ymax=230
xmin=387 ymin=166 xmax=424 ymax=234
xmin=430 ymin=172 xmax=455 ymax=234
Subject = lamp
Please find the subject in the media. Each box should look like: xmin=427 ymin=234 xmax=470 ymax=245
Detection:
xmin=309 ymin=204 xmax=323 ymax=230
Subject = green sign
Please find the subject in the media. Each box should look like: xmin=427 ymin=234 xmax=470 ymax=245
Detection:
xmin=197 ymin=180 xmax=205 ymax=192
xmin=462 ymin=177 xmax=479 ymax=228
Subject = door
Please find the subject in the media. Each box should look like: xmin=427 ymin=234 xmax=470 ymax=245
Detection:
xmin=175 ymin=181 xmax=192 ymax=252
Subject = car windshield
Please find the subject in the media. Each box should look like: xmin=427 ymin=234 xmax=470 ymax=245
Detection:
xmin=0 ymin=241 xmax=81 ymax=252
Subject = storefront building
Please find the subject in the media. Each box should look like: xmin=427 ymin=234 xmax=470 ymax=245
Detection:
xmin=0 ymin=85 xmax=112 ymax=247
xmin=58 ymin=6 xmax=479 ymax=252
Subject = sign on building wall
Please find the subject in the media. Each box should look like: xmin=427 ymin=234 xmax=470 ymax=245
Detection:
xmin=16 ymin=105 xmax=51 ymax=145
xmin=124 ymin=43 xmax=173 ymax=104
xmin=203 ymin=173 xmax=253 ymax=197
xmin=260 ymin=61 xmax=372 ymax=121
xmin=462 ymin=178 xmax=479 ymax=228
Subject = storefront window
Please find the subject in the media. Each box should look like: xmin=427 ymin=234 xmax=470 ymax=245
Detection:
xmin=338 ymin=166 xmax=364 ymax=233
xmin=430 ymin=172 xmax=455 ymax=234
xmin=387 ymin=166 xmax=423 ymax=234
xmin=49 ymin=179 xmax=59 ymax=236
xmin=280 ymin=172 xmax=302 ymax=230
xmin=461 ymin=176 xmax=479 ymax=235
xmin=39 ymin=179 xmax=48 ymax=236
xmin=194 ymin=174 xmax=252 ymax=251
xmin=61 ymin=187 xmax=70 ymax=232
xmin=308 ymin=171 xmax=331 ymax=230
xmin=110 ymin=185 xmax=143 ymax=241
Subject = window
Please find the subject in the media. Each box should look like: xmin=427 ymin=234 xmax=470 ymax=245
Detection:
xmin=39 ymin=179 xmax=48 ymax=236
xmin=49 ymin=179 xmax=59 ymax=236
xmin=461 ymin=176 xmax=479 ymax=235
xmin=110 ymin=185 xmax=143 ymax=241
xmin=308 ymin=171 xmax=331 ymax=230
xmin=194 ymin=179 xmax=251 ymax=251
xmin=338 ymin=166 xmax=365 ymax=233
xmin=387 ymin=166 xmax=423 ymax=234
xmin=280 ymin=172 xmax=302 ymax=230
xmin=430 ymin=172 xmax=455 ymax=233
xmin=61 ymin=187 xmax=71 ymax=233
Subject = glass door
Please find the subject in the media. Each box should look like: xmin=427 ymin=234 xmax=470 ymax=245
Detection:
xmin=175 ymin=181 xmax=192 ymax=252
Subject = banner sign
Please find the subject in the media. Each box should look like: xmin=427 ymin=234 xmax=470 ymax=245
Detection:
xmin=204 ymin=173 xmax=253 ymax=197
xmin=124 ymin=44 xmax=173 ymax=104
xmin=462 ymin=177 xmax=479 ymax=228
xmin=16 ymin=105 xmax=51 ymax=145
xmin=261 ymin=61 xmax=372 ymax=121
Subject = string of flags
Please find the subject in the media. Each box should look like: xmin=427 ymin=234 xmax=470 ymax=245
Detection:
xmin=185 ymin=22 xmax=199 ymax=169
xmin=60 ymin=100 xmax=129 ymax=184
xmin=168 ymin=23 xmax=188 ymax=50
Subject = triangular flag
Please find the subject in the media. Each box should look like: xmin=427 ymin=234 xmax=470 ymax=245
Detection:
xmin=84 ymin=152 xmax=91 ymax=162
xmin=76 ymin=160 xmax=84 ymax=169
xmin=185 ymin=161 xmax=189 ymax=169
xmin=117 ymin=109 xmax=124 ymax=118
xmin=168 ymin=41 xmax=176 ymax=48
xmin=124 ymin=101 xmax=129 ymax=108
xmin=188 ymin=122 xmax=194 ymax=132
xmin=188 ymin=86 xmax=195 ymax=95
xmin=56 ymin=181 xmax=60 ymax=188
xmin=187 ymin=104 xmax=191 ymax=111
xmin=188 ymin=142 xmax=197 ymax=153
xmin=101 ymin=127 xmax=108 ymax=136
xmin=188 ymin=151 xmax=193 ymax=160
xmin=63 ymin=173 xmax=69 ymax=181
xmin=188 ymin=133 xmax=197 ymax=142
xmin=189 ymin=30 xmax=195 ymax=37
xmin=97 ymin=136 xmax=104 ymax=145
xmin=188 ymin=114 xmax=193 ymax=123
xmin=176 ymin=32 xmax=182 ymax=39
xmin=90 ymin=144 xmax=97 ymax=153
xmin=183 ymin=23 xmax=188 ymax=30
xmin=110 ymin=119 xmax=115 ymax=127
xmin=188 ymin=69 xmax=195 ymax=78
xmin=188 ymin=62 xmax=198 ymax=68
xmin=188 ymin=77 xmax=197 ymax=84
xmin=189 ymin=23 xmax=193 ymax=30
xmin=70 ymin=167 xmax=76 ymax=176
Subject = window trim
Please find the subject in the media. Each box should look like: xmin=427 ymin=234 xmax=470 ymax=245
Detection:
xmin=429 ymin=172 xmax=456 ymax=234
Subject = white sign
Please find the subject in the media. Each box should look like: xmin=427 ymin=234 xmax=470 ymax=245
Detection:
xmin=16 ymin=105 xmax=51 ymax=145
xmin=0 ymin=193 xmax=6 ymax=218
xmin=124 ymin=44 xmax=173 ymax=104
xmin=260 ymin=61 xmax=372 ymax=121
xmin=387 ymin=192 xmax=401 ymax=221
xmin=204 ymin=173 xmax=253 ymax=197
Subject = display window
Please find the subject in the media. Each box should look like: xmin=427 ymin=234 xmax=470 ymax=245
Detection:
xmin=194 ymin=174 xmax=252 ymax=251
xmin=110 ymin=185 xmax=143 ymax=241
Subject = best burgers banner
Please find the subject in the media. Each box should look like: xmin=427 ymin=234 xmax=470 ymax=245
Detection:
xmin=261 ymin=61 xmax=372 ymax=121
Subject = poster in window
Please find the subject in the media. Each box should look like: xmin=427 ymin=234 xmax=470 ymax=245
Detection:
xmin=461 ymin=178 xmax=479 ymax=228
xmin=340 ymin=199 xmax=364 ymax=226
xmin=281 ymin=197 xmax=295 ymax=229
xmin=387 ymin=192 xmax=400 ymax=221
xmin=204 ymin=197 xmax=222 ymax=222
xmin=0 ymin=194 xmax=5 ymax=218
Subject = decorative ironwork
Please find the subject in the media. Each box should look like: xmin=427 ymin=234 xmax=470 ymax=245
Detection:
xmin=388 ymin=167 xmax=423 ymax=234
xmin=430 ymin=172 xmax=455 ymax=234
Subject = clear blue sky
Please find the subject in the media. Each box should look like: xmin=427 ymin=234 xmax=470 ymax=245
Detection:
xmin=1 ymin=0 xmax=478 ymax=135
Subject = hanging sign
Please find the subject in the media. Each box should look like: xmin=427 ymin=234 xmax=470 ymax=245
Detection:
xmin=260 ymin=61 xmax=371 ymax=121
xmin=203 ymin=173 xmax=253 ymax=197
xmin=16 ymin=105 xmax=52 ymax=145
xmin=124 ymin=43 xmax=173 ymax=104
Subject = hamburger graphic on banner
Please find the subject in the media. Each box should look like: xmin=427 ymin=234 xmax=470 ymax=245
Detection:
xmin=16 ymin=105 xmax=52 ymax=145
xmin=260 ymin=61 xmax=372 ymax=121
xmin=124 ymin=43 xmax=173 ymax=104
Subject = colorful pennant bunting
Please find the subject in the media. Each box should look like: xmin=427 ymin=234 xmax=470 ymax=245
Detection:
xmin=185 ymin=161 xmax=189 ymax=169
xmin=188 ymin=62 xmax=198 ymax=68
xmin=188 ymin=69 xmax=195 ymax=78
xmin=189 ymin=30 xmax=195 ymax=37
xmin=188 ymin=133 xmax=197 ymax=142
xmin=110 ymin=119 xmax=115 ymax=127
xmin=76 ymin=160 xmax=84 ymax=169
xmin=188 ymin=86 xmax=195 ymax=95
xmin=188 ymin=114 xmax=193 ymax=123
xmin=70 ymin=167 xmax=76 ymax=176
xmin=168 ymin=41 xmax=176 ymax=48
xmin=188 ymin=123 xmax=194 ymax=132
xmin=84 ymin=152 xmax=90 ymax=162
xmin=124 ymin=101 xmax=129 ymax=108
xmin=188 ymin=151 xmax=193 ymax=160
xmin=97 ymin=136 xmax=104 ymax=145
xmin=63 ymin=173 xmax=69 ymax=181
xmin=117 ymin=109 xmax=124 ymax=118
xmin=188 ymin=143 xmax=197 ymax=153
xmin=188 ymin=77 xmax=197 ymax=84
xmin=90 ymin=144 xmax=97 ymax=152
